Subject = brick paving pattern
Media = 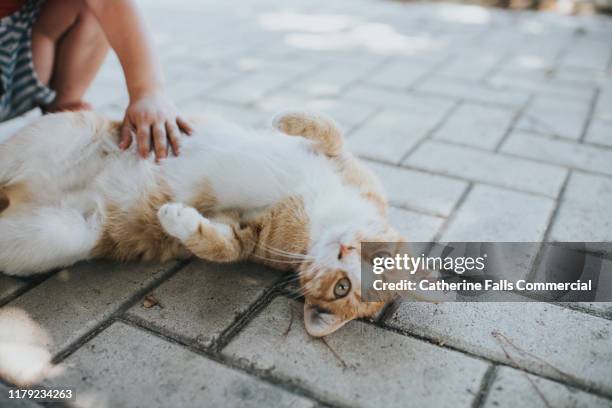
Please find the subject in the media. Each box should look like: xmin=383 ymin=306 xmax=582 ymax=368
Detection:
xmin=1 ymin=0 xmax=611 ymax=406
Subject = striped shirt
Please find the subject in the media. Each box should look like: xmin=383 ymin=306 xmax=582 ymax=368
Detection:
xmin=0 ymin=0 xmax=54 ymax=121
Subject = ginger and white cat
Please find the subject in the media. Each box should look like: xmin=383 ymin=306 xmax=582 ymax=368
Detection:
xmin=0 ymin=110 xmax=403 ymax=337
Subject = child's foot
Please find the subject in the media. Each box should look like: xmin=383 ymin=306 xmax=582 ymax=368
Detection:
xmin=41 ymin=101 xmax=92 ymax=114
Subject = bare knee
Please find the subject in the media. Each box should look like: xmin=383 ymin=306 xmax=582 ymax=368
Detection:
xmin=32 ymin=0 xmax=84 ymax=41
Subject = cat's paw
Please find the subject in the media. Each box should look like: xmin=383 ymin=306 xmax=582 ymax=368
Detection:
xmin=158 ymin=203 xmax=207 ymax=241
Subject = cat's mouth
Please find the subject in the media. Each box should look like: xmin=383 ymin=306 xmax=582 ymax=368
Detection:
xmin=303 ymin=302 xmax=348 ymax=337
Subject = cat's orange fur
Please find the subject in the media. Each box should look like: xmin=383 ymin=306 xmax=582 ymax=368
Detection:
xmin=0 ymin=111 xmax=402 ymax=336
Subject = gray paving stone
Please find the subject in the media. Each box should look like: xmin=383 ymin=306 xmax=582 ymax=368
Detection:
xmin=483 ymin=367 xmax=612 ymax=408
xmin=387 ymin=301 xmax=612 ymax=394
xmin=433 ymin=103 xmax=516 ymax=150
xmin=181 ymin=98 xmax=268 ymax=129
xmin=47 ymin=322 xmax=314 ymax=408
xmin=366 ymin=60 xmax=431 ymax=89
xmin=585 ymin=119 xmax=612 ymax=148
xmin=560 ymin=39 xmax=612 ymax=72
xmin=166 ymin=65 xmax=241 ymax=104
xmin=126 ymin=261 xmax=280 ymax=348
xmin=406 ymin=141 xmax=567 ymax=197
xmin=223 ymin=298 xmax=490 ymax=408
xmin=209 ymin=68 xmax=312 ymax=105
xmin=293 ymin=61 xmax=377 ymax=97
xmin=388 ymin=207 xmax=444 ymax=242
xmin=441 ymin=184 xmax=555 ymax=242
xmin=437 ymin=52 xmax=502 ymax=81
xmin=348 ymin=107 xmax=448 ymax=163
xmin=0 ymin=276 xmax=28 ymax=304
xmin=7 ymin=261 xmax=177 ymax=354
xmin=597 ymin=86 xmax=612 ymax=121
xmin=550 ymin=172 xmax=612 ymax=243
xmin=415 ymin=76 xmax=530 ymax=108
xmin=255 ymin=90 xmax=378 ymax=132
xmin=489 ymin=74 xmax=596 ymax=102
xmin=85 ymin=76 xmax=128 ymax=109
xmin=501 ymin=131 xmax=612 ymax=176
xmin=516 ymin=96 xmax=590 ymax=140
xmin=367 ymin=161 xmax=468 ymax=217
xmin=341 ymin=84 xmax=456 ymax=112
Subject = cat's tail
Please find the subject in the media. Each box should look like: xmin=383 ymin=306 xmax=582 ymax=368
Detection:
xmin=271 ymin=110 xmax=343 ymax=157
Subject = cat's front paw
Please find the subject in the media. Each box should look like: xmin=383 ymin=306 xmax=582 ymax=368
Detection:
xmin=158 ymin=203 xmax=207 ymax=241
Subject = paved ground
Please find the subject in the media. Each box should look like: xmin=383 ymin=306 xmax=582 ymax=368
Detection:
xmin=1 ymin=0 xmax=612 ymax=407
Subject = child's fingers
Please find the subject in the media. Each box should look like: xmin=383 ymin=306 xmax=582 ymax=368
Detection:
xmin=152 ymin=123 xmax=167 ymax=162
xmin=166 ymin=121 xmax=181 ymax=156
xmin=136 ymin=125 xmax=151 ymax=158
xmin=119 ymin=122 xmax=133 ymax=149
xmin=177 ymin=116 xmax=194 ymax=135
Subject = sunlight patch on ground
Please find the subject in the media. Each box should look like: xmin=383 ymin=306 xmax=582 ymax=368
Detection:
xmin=285 ymin=24 xmax=440 ymax=54
xmin=259 ymin=11 xmax=355 ymax=33
xmin=258 ymin=11 xmax=441 ymax=55
xmin=436 ymin=4 xmax=491 ymax=24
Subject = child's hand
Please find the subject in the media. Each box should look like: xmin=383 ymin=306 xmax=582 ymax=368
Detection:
xmin=119 ymin=91 xmax=193 ymax=161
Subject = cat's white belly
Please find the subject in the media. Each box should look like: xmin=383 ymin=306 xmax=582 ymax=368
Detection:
xmin=1 ymin=112 xmax=342 ymax=219
xmin=93 ymin=118 xmax=336 ymax=213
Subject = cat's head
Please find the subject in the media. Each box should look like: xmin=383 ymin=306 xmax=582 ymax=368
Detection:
xmin=299 ymin=223 xmax=403 ymax=337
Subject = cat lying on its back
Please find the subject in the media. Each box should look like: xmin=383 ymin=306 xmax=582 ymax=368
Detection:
xmin=0 ymin=110 xmax=403 ymax=337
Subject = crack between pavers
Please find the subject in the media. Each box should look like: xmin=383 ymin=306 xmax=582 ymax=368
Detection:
xmin=493 ymin=94 xmax=533 ymax=153
xmin=430 ymin=182 xmax=474 ymax=244
xmin=118 ymin=315 xmax=348 ymax=408
xmin=51 ymin=259 xmax=191 ymax=364
xmin=398 ymin=98 xmax=463 ymax=165
xmin=0 ymin=270 xmax=57 ymax=308
xmin=363 ymin=153 xmax=564 ymax=201
xmin=343 ymin=104 xmax=383 ymax=139
xmin=213 ymin=274 xmax=291 ymax=353
xmin=374 ymin=315 xmax=612 ymax=402
xmin=471 ymin=365 xmax=497 ymax=408
xmin=579 ymin=87 xmax=601 ymax=144
xmin=520 ymin=171 xmax=571 ymax=287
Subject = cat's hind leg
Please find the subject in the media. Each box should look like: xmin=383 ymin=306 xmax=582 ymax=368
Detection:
xmin=0 ymin=206 xmax=101 ymax=276
xmin=271 ymin=110 xmax=343 ymax=157
xmin=158 ymin=203 xmax=255 ymax=263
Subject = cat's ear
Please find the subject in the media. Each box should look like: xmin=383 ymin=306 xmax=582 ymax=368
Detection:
xmin=303 ymin=303 xmax=348 ymax=337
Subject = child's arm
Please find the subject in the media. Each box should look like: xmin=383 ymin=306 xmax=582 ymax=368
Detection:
xmin=86 ymin=0 xmax=192 ymax=160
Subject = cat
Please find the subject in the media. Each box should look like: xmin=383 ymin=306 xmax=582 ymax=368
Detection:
xmin=0 ymin=110 xmax=404 ymax=337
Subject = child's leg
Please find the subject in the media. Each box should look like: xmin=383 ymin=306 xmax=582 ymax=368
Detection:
xmin=0 ymin=206 xmax=101 ymax=276
xmin=31 ymin=0 xmax=109 ymax=111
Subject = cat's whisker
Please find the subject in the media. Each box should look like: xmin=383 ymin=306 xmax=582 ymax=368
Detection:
xmin=252 ymin=240 xmax=315 ymax=260
xmin=261 ymin=247 xmax=313 ymax=261
xmin=251 ymin=253 xmax=305 ymax=264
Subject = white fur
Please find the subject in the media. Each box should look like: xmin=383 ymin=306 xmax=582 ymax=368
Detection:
xmin=0 ymin=112 xmax=383 ymax=277
xmin=158 ymin=202 xmax=207 ymax=241
xmin=0 ymin=206 xmax=101 ymax=275
xmin=0 ymin=308 xmax=60 ymax=386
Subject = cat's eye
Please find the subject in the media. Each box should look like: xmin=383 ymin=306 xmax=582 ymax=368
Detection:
xmin=333 ymin=277 xmax=351 ymax=298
